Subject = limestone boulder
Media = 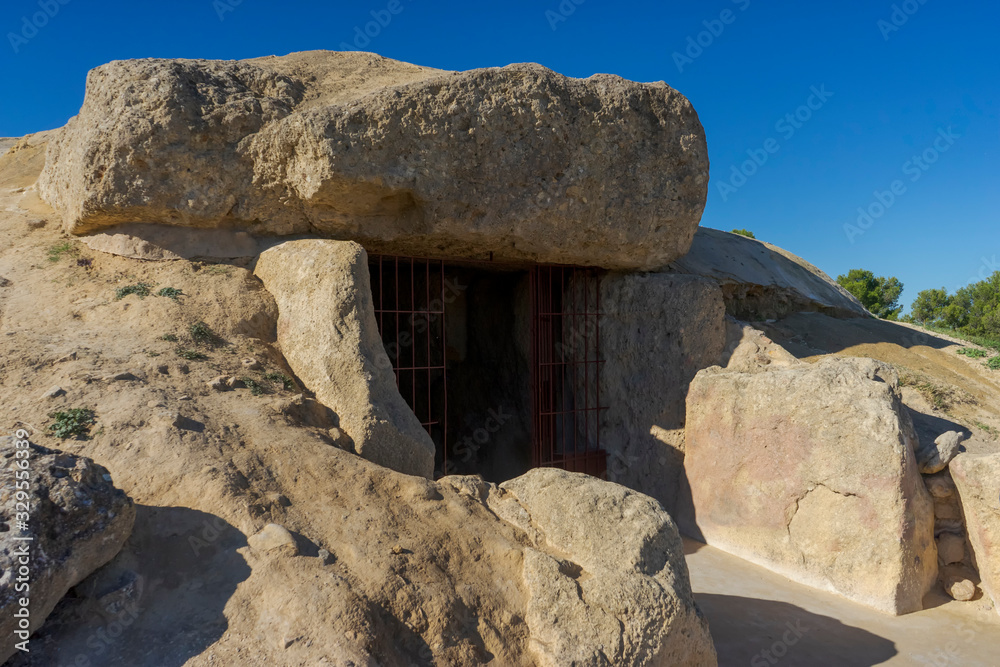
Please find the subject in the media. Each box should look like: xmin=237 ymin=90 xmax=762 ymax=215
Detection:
xmin=683 ymin=356 xmax=936 ymax=615
xmin=40 ymin=51 xmax=708 ymax=270
xmin=254 ymin=238 xmax=435 ymax=478
xmin=669 ymin=228 xmax=869 ymax=319
xmin=599 ymin=273 xmax=726 ymax=515
xmin=0 ymin=437 xmax=135 ymax=663
xmin=950 ymin=452 xmax=1000 ymax=617
xmin=916 ymin=431 xmax=967 ymax=475
xmin=493 ymin=468 xmax=717 ymax=666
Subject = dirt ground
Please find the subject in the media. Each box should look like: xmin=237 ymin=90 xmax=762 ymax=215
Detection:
xmin=686 ymin=538 xmax=1000 ymax=666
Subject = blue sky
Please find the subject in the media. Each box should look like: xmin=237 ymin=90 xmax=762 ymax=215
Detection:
xmin=1 ymin=0 xmax=997 ymax=309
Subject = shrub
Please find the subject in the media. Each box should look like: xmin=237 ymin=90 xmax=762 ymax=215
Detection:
xmin=189 ymin=321 xmax=221 ymax=346
xmin=957 ymin=348 xmax=988 ymax=358
xmin=731 ymin=229 xmax=756 ymax=239
xmin=159 ymin=334 xmax=178 ymax=342
xmin=989 ymin=356 xmax=1000 ymax=371
xmin=910 ymin=272 xmax=1000 ymax=341
xmin=836 ymin=269 xmax=903 ymax=320
xmin=263 ymin=372 xmax=295 ymax=391
xmin=48 ymin=408 xmax=97 ymax=439
xmin=176 ymin=348 xmax=207 ymax=361
xmin=157 ymin=287 xmax=183 ymax=300
xmin=241 ymin=377 xmax=266 ymax=396
xmin=115 ymin=283 xmax=153 ymax=300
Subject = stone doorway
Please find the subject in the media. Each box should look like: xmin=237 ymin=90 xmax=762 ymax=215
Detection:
xmin=369 ymin=255 xmax=606 ymax=482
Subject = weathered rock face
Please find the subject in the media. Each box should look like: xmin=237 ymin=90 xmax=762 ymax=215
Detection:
xmin=683 ymin=355 xmax=937 ymax=615
xmin=492 ymin=468 xmax=717 ymax=666
xmin=950 ymin=452 xmax=1000 ymax=617
xmin=0 ymin=138 xmax=16 ymax=159
xmin=669 ymin=228 xmax=869 ymax=319
xmin=39 ymin=51 xmax=709 ymax=270
xmin=599 ymin=273 xmax=726 ymax=516
xmin=254 ymin=238 xmax=435 ymax=478
xmin=0 ymin=436 xmax=135 ymax=663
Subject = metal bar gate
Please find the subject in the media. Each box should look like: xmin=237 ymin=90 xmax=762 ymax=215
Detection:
xmin=529 ymin=266 xmax=608 ymax=477
xmin=369 ymin=256 xmax=607 ymax=479
xmin=369 ymin=255 xmax=449 ymax=474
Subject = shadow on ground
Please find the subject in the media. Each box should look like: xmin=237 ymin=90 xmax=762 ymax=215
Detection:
xmin=696 ymin=594 xmax=897 ymax=667
xmin=758 ymin=313 xmax=956 ymax=357
xmin=9 ymin=506 xmax=249 ymax=667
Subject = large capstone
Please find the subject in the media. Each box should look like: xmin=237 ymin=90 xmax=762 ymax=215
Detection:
xmin=39 ymin=51 xmax=708 ymax=270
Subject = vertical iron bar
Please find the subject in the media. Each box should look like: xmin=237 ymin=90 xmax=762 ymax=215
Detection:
xmin=440 ymin=259 xmax=448 ymax=476
xmin=596 ymin=270 xmax=601 ymax=458
xmin=571 ymin=268 xmax=578 ymax=457
xmin=584 ymin=267 xmax=589 ymax=453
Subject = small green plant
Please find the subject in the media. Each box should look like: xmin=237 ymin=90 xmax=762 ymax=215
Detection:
xmin=731 ymin=229 xmax=756 ymax=239
xmin=48 ymin=408 xmax=97 ymax=439
xmin=974 ymin=421 xmax=998 ymax=437
xmin=263 ymin=372 xmax=295 ymax=391
xmin=157 ymin=287 xmax=183 ymax=300
xmin=47 ymin=242 xmax=76 ymax=262
xmin=957 ymin=348 xmax=989 ymax=358
xmin=989 ymin=356 xmax=1000 ymax=371
xmin=241 ymin=377 xmax=266 ymax=396
xmin=189 ymin=321 xmax=221 ymax=347
xmin=160 ymin=334 xmax=179 ymax=342
xmin=176 ymin=348 xmax=208 ymax=361
xmin=115 ymin=283 xmax=153 ymax=300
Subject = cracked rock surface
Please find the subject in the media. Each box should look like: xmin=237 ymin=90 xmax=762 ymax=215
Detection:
xmin=682 ymin=346 xmax=936 ymax=615
xmin=0 ymin=438 xmax=135 ymax=664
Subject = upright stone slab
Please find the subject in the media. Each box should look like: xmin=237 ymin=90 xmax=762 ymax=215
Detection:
xmin=599 ymin=273 xmax=726 ymax=516
xmin=683 ymin=356 xmax=936 ymax=615
xmin=255 ymin=239 xmax=435 ymax=478
xmin=950 ymin=452 xmax=1000 ymax=618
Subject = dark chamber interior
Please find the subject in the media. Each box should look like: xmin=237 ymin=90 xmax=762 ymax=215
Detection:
xmin=369 ymin=257 xmax=532 ymax=483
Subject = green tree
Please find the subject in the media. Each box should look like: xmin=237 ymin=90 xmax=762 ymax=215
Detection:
xmin=731 ymin=229 xmax=756 ymax=239
xmin=959 ymin=272 xmax=1000 ymax=338
xmin=910 ymin=288 xmax=951 ymax=326
xmin=836 ymin=269 xmax=904 ymax=320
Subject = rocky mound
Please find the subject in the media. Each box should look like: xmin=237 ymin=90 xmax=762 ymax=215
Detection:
xmin=39 ymin=51 xmax=708 ymax=270
xmin=0 ymin=138 xmax=17 ymax=159
xmin=0 ymin=148 xmax=716 ymax=664
xmin=669 ymin=227 xmax=869 ymax=319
